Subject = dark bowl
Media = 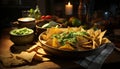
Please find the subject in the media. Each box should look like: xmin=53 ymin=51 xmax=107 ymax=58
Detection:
xmin=38 ymin=32 xmax=106 ymax=59
xmin=36 ymin=20 xmax=62 ymax=37
xmin=36 ymin=20 xmax=47 ymax=36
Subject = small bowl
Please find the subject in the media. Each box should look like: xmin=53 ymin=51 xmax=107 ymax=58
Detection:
xmin=36 ymin=20 xmax=62 ymax=37
xmin=38 ymin=32 xmax=106 ymax=59
xmin=18 ymin=17 xmax=36 ymax=29
xmin=36 ymin=20 xmax=48 ymax=36
xmin=10 ymin=27 xmax=34 ymax=45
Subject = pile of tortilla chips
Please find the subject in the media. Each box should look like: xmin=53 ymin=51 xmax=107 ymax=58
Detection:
xmin=41 ymin=26 xmax=111 ymax=51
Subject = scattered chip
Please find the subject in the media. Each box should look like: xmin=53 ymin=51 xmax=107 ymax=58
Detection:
xmin=16 ymin=51 xmax=36 ymax=63
xmin=27 ymin=45 xmax=40 ymax=52
xmin=33 ymin=53 xmax=43 ymax=61
xmin=37 ymin=48 xmax=47 ymax=55
xmin=0 ymin=54 xmax=26 ymax=67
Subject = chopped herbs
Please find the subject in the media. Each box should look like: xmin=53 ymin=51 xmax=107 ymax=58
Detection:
xmin=52 ymin=31 xmax=88 ymax=45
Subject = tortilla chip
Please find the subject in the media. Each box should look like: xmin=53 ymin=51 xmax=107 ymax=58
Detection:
xmin=59 ymin=44 xmax=75 ymax=51
xmin=92 ymin=40 xmax=96 ymax=49
xmin=87 ymin=28 xmax=95 ymax=37
xmin=98 ymin=30 xmax=107 ymax=45
xmin=42 ymin=57 xmax=50 ymax=62
xmin=27 ymin=45 xmax=40 ymax=52
xmin=95 ymin=29 xmax=101 ymax=38
xmin=46 ymin=27 xmax=62 ymax=39
xmin=41 ymin=34 xmax=48 ymax=40
xmin=37 ymin=48 xmax=47 ymax=55
xmin=16 ymin=51 xmax=36 ymax=63
xmin=33 ymin=53 xmax=43 ymax=61
xmin=102 ymin=37 xmax=111 ymax=44
xmin=0 ymin=54 xmax=26 ymax=67
xmin=82 ymin=44 xmax=93 ymax=49
xmin=83 ymin=41 xmax=92 ymax=45
xmin=52 ymin=38 xmax=60 ymax=48
xmin=46 ymin=39 xmax=53 ymax=46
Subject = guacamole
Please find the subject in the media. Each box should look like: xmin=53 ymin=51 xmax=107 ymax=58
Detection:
xmin=10 ymin=27 xmax=34 ymax=36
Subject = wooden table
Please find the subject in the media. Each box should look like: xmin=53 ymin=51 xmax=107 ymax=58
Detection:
xmin=0 ymin=27 xmax=120 ymax=69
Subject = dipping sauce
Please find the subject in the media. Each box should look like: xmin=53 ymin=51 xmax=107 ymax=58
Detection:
xmin=18 ymin=17 xmax=35 ymax=22
xmin=17 ymin=17 xmax=36 ymax=29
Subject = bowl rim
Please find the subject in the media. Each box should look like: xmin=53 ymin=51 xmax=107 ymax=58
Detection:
xmin=36 ymin=21 xmax=62 ymax=29
xmin=36 ymin=24 xmax=47 ymax=29
xmin=38 ymin=31 xmax=106 ymax=52
xmin=18 ymin=17 xmax=35 ymax=22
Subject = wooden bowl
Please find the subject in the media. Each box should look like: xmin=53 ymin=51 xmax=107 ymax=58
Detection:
xmin=38 ymin=32 xmax=106 ymax=59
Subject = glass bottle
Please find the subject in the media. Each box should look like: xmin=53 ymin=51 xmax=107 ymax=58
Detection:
xmin=78 ymin=0 xmax=87 ymax=24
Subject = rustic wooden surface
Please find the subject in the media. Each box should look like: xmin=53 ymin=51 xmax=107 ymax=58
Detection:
xmin=0 ymin=27 xmax=120 ymax=69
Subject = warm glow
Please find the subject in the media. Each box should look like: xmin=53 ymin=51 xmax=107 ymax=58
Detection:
xmin=68 ymin=2 xmax=71 ymax=5
xmin=65 ymin=1 xmax=73 ymax=15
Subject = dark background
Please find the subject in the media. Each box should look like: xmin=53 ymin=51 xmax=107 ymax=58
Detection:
xmin=0 ymin=0 xmax=119 ymax=33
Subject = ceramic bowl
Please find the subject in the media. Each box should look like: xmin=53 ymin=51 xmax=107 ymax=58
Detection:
xmin=10 ymin=27 xmax=34 ymax=45
xmin=18 ymin=17 xmax=36 ymax=29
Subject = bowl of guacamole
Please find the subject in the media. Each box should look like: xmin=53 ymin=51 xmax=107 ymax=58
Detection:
xmin=10 ymin=27 xmax=34 ymax=45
